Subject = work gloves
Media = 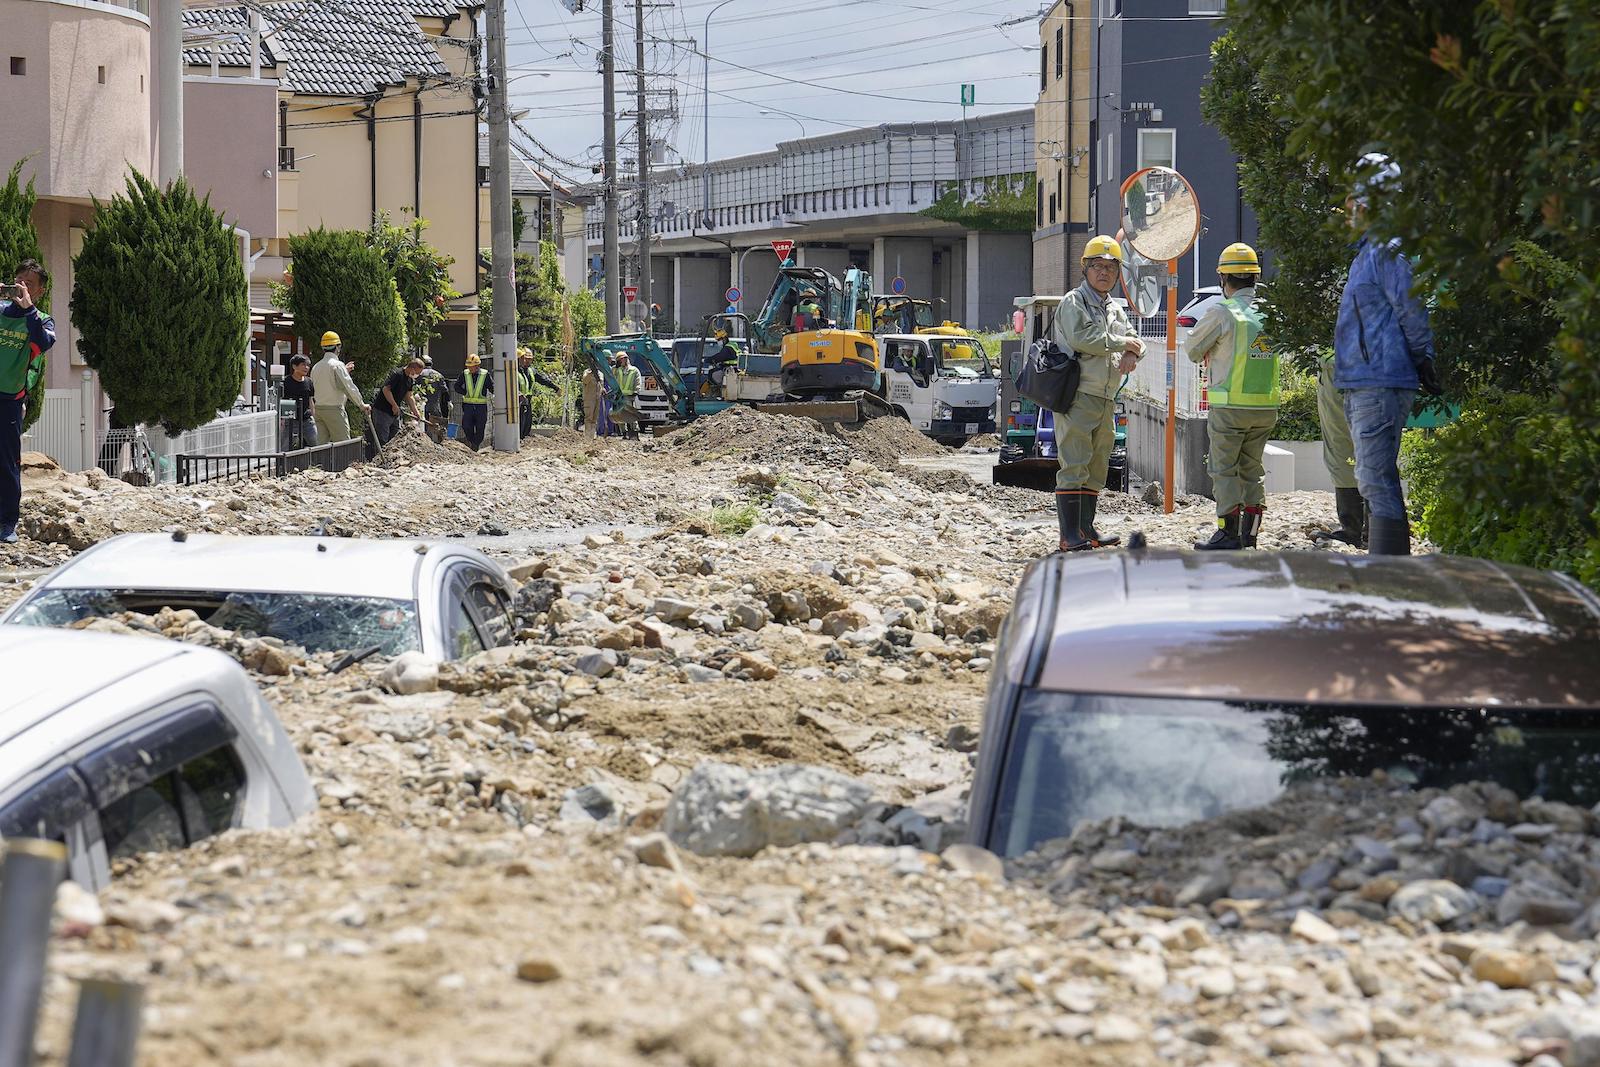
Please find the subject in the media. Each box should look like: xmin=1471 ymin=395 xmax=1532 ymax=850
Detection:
xmin=1416 ymin=357 xmax=1443 ymax=397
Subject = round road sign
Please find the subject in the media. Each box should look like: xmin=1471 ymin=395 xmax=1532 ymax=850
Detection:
xmin=890 ymin=276 xmax=906 ymax=295
xmin=725 ymin=286 xmax=741 ymax=304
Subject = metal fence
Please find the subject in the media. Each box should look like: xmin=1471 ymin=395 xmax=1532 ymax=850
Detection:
xmin=176 ymin=437 xmax=366 ymax=486
xmin=1124 ymin=318 xmax=1208 ymax=417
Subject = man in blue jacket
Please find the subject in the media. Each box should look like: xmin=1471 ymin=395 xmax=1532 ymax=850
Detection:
xmin=0 ymin=260 xmax=56 ymax=544
xmin=1333 ymin=155 xmax=1440 ymax=556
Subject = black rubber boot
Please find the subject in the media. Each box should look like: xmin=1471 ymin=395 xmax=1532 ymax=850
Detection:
xmin=1055 ymin=492 xmax=1092 ymax=552
xmin=1082 ymin=491 xmax=1120 ymax=547
xmin=1367 ymin=515 xmax=1412 ymax=556
xmin=1313 ymin=487 xmax=1368 ymax=548
xmin=1240 ymin=505 xmax=1264 ymax=548
xmin=1195 ymin=508 xmax=1243 ymax=550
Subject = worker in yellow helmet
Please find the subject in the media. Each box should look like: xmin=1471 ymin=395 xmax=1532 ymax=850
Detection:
xmin=309 ymin=329 xmax=368 ymax=444
xmin=1186 ymin=242 xmax=1278 ymax=550
xmin=1050 ymin=235 xmax=1145 ymax=551
xmin=454 ymin=353 xmax=494 ymax=451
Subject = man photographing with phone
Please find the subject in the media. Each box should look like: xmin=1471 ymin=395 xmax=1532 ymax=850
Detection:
xmin=0 ymin=260 xmax=56 ymax=543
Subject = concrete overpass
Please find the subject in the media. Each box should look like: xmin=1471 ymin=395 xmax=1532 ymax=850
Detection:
xmin=585 ymin=109 xmax=1035 ymax=334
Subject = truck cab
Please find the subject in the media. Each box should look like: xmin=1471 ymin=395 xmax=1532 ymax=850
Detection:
xmin=879 ymin=334 xmax=999 ymax=445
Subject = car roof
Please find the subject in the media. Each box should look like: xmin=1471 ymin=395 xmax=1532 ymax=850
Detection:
xmin=30 ymin=533 xmax=451 ymax=601
xmin=0 ymin=627 xmax=193 ymax=746
xmin=1021 ymin=549 xmax=1600 ymax=708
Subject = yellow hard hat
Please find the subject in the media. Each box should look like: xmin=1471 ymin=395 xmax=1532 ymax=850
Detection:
xmin=320 ymin=331 xmax=341 ymax=348
xmin=1218 ymin=243 xmax=1261 ymax=275
xmin=1081 ymin=235 xmax=1124 ymax=264
xmin=517 ymin=346 xmax=532 ymax=360
xmin=465 ymin=353 xmax=482 ymax=367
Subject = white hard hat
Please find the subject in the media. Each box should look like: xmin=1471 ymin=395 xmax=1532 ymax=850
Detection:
xmin=1352 ymin=152 xmax=1401 ymax=206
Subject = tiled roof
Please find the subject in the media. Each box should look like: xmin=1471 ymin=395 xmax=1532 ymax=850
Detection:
xmin=477 ymin=133 xmax=550 ymax=195
xmin=184 ymin=0 xmax=463 ymax=97
xmin=182 ymin=7 xmax=281 ymax=68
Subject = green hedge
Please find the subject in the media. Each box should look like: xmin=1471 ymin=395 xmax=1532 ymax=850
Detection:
xmin=1402 ymin=391 xmax=1600 ymax=589
xmin=1271 ymin=369 xmax=1320 ymax=441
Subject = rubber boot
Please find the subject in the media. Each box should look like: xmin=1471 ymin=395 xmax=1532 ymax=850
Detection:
xmin=1195 ymin=508 xmax=1243 ymax=550
xmin=1240 ymin=505 xmax=1264 ymax=549
xmin=1054 ymin=492 xmax=1092 ymax=552
xmin=1312 ymin=487 xmax=1367 ymax=548
xmin=1367 ymin=515 xmax=1412 ymax=556
xmin=1082 ymin=491 xmax=1120 ymax=548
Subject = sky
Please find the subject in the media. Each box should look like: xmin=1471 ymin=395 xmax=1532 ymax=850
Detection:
xmin=502 ymin=0 xmax=1041 ymax=186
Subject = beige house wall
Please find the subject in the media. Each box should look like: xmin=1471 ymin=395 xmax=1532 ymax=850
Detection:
xmin=0 ymin=0 xmax=151 ymax=202
xmin=1032 ymin=0 xmax=1091 ymax=296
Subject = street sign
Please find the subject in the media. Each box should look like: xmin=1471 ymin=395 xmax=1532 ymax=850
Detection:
xmin=623 ymin=285 xmax=639 ymax=304
xmin=960 ymin=84 xmax=975 ymax=107
xmin=771 ymin=239 xmax=795 ymax=263
xmin=890 ymin=276 xmax=906 ymax=295
xmin=725 ymin=286 xmax=741 ymax=304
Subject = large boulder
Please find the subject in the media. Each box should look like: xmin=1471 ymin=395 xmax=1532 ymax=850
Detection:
xmin=664 ymin=762 xmax=874 ymax=857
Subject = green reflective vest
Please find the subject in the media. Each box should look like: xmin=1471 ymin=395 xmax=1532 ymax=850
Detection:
xmin=616 ymin=365 xmax=640 ymax=396
xmin=1207 ymin=295 xmax=1279 ymax=409
xmin=0 ymin=314 xmax=33 ymax=396
xmin=462 ymin=369 xmax=490 ymax=405
xmin=518 ymin=366 xmax=536 ymax=397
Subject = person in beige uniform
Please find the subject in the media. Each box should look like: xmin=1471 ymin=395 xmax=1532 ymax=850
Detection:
xmin=581 ymin=366 xmax=601 ymax=436
xmin=1186 ymin=243 xmax=1278 ymax=549
xmin=1312 ymin=350 xmax=1366 ymax=546
xmin=309 ymin=331 xmax=368 ymax=443
xmin=1049 ymin=235 xmax=1145 ymax=551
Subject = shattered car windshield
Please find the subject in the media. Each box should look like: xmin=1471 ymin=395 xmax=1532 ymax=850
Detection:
xmin=11 ymin=588 xmax=422 ymax=656
xmin=989 ymin=692 xmax=1600 ymax=858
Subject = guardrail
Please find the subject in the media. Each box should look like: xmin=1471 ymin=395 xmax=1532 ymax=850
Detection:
xmin=176 ymin=437 xmax=366 ymax=486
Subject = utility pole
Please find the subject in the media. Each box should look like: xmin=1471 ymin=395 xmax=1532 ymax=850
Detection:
xmin=634 ymin=0 xmax=652 ymax=335
xmin=602 ymin=0 xmax=622 ymax=333
xmin=486 ymin=0 xmax=520 ymax=452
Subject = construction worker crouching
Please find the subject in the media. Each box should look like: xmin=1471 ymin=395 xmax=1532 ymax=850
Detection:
xmin=1051 ymin=235 xmax=1144 ymax=551
xmin=611 ymin=350 xmax=642 ymax=440
xmin=1187 ymin=243 xmax=1278 ymax=550
xmin=516 ymin=347 xmax=536 ymax=439
xmin=309 ymin=331 xmax=369 ymax=444
xmin=455 ymin=353 xmax=493 ymax=451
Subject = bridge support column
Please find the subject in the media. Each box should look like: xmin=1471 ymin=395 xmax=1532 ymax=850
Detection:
xmin=966 ymin=231 xmax=1033 ymax=331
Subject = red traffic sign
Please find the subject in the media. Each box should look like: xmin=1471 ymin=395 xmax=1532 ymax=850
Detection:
xmin=622 ymin=286 xmax=639 ymax=303
xmin=771 ymin=239 xmax=795 ymax=263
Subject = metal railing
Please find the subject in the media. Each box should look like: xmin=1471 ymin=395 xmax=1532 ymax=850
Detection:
xmin=176 ymin=437 xmax=365 ymax=486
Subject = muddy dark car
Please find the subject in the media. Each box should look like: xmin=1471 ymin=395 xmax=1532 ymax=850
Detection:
xmin=968 ymin=550 xmax=1600 ymax=859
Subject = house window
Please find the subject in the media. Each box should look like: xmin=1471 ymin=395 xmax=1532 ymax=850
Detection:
xmin=1188 ymin=0 xmax=1224 ymax=11
xmin=1048 ymin=192 xmax=1057 ymax=225
xmin=97 ymin=66 xmax=107 ymax=84
xmin=1040 ymin=45 xmax=1047 ymax=92
xmin=9 ymin=58 xmax=25 ymax=76
xmin=1137 ymin=128 xmax=1176 ymax=171
xmin=1054 ymin=28 xmax=1063 ymax=79
xmin=1037 ymin=182 xmax=1044 ymax=227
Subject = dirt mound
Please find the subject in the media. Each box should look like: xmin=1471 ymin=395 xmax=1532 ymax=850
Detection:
xmin=669 ymin=407 xmax=849 ymax=467
xmin=374 ymin=428 xmax=476 ymax=467
xmin=836 ymin=414 xmax=948 ymax=469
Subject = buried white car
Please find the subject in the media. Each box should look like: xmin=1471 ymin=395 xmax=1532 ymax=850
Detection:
xmin=0 ymin=627 xmax=315 ymax=888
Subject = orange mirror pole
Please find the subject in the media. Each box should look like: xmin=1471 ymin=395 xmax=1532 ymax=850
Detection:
xmin=1164 ymin=258 xmax=1178 ymax=514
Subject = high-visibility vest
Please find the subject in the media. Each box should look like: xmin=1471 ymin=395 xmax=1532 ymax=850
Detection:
xmin=1207 ymin=296 xmax=1279 ymax=409
xmin=616 ymin=365 xmax=640 ymax=396
xmin=0 ymin=312 xmax=34 ymax=396
xmin=518 ymin=366 xmax=536 ymax=397
xmin=462 ymin=370 xmax=490 ymax=405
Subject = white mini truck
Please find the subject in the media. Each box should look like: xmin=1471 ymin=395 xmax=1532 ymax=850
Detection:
xmin=0 ymin=627 xmax=315 ymax=889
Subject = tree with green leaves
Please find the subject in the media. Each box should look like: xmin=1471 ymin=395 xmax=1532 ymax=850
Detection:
xmin=71 ymin=172 xmax=247 ymax=434
xmin=368 ymin=213 xmax=457 ymax=359
xmin=274 ymin=227 xmax=406 ymax=394
xmin=1209 ymin=1 xmax=1600 ymax=587
xmin=0 ymin=160 xmax=49 ymax=430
